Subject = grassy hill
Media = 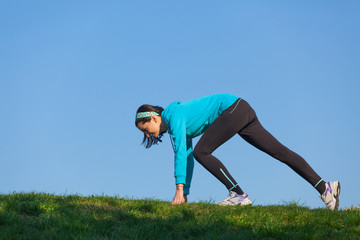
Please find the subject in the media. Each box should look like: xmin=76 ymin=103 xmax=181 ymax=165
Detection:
xmin=0 ymin=192 xmax=359 ymax=239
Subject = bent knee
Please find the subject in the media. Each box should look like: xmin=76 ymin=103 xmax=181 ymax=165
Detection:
xmin=193 ymin=146 xmax=211 ymax=163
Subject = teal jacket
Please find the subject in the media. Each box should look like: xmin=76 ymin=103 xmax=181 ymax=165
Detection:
xmin=161 ymin=93 xmax=240 ymax=194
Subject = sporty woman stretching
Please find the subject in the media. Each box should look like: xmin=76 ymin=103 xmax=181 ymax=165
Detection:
xmin=135 ymin=94 xmax=340 ymax=210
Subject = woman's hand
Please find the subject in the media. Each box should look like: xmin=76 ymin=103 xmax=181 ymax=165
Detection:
xmin=171 ymin=184 xmax=187 ymax=205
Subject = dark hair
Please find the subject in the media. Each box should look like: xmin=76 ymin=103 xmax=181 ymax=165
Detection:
xmin=135 ymin=104 xmax=164 ymax=148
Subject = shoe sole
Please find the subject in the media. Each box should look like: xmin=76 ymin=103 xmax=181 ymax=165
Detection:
xmin=217 ymin=203 xmax=252 ymax=206
xmin=216 ymin=200 xmax=252 ymax=206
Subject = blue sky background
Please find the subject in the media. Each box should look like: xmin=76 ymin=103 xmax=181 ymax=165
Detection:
xmin=1 ymin=1 xmax=359 ymax=209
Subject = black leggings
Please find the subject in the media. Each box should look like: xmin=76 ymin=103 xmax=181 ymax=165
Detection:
xmin=193 ymin=98 xmax=323 ymax=194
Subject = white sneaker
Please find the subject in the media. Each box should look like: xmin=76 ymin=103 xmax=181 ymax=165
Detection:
xmin=320 ymin=181 xmax=340 ymax=210
xmin=216 ymin=191 xmax=252 ymax=206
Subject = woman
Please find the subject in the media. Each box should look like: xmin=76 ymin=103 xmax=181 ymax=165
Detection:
xmin=135 ymin=93 xmax=340 ymax=210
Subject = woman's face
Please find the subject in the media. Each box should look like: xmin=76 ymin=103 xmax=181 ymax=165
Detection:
xmin=137 ymin=116 xmax=161 ymax=138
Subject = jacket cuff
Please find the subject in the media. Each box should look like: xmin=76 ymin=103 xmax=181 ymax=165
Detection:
xmin=176 ymin=176 xmax=190 ymax=194
xmin=175 ymin=176 xmax=186 ymax=185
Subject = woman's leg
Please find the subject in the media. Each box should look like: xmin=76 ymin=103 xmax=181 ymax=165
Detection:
xmin=194 ymin=98 xmax=325 ymax=195
xmin=193 ymin=98 xmax=251 ymax=194
xmin=234 ymin=101 xmax=325 ymax=194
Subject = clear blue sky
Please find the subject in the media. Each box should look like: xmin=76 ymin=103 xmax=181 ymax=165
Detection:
xmin=1 ymin=1 xmax=359 ymax=209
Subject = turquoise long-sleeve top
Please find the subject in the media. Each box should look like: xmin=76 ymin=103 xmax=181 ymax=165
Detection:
xmin=161 ymin=93 xmax=240 ymax=195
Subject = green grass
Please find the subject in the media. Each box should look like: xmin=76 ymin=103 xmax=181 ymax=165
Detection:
xmin=0 ymin=192 xmax=359 ymax=240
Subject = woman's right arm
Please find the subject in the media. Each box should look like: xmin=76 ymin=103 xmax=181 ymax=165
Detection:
xmin=171 ymin=184 xmax=187 ymax=205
